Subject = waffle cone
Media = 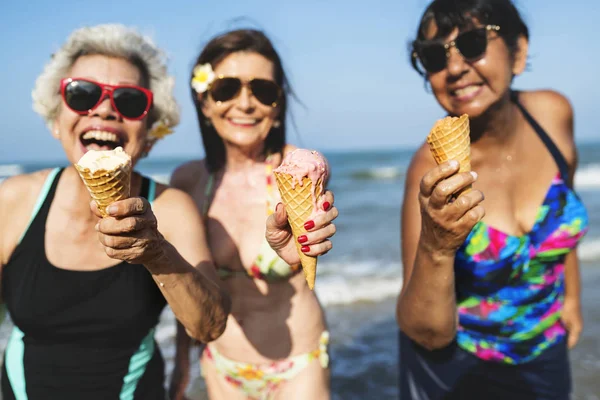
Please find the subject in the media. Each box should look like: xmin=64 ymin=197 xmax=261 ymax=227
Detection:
xmin=75 ymin=161 xmax=132 ymax=217
xmin=274 ymin=172 xmax=323 ymax=290
xmin=427 ymin=114 xmax=472 ymax=194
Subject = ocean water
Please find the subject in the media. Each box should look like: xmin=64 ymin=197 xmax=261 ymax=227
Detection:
xmin=0 ymin=142 xmax=599 ymax=399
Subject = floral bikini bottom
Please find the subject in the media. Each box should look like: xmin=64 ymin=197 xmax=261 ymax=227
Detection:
xmin=201 ymin=331 xmax=330 ymax=400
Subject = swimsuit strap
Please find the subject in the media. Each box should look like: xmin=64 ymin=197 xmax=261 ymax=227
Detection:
xmin=510 ymin=90 xmax=571 ymax=185
xmin=202 ymin=174 xmax=215 ymax=217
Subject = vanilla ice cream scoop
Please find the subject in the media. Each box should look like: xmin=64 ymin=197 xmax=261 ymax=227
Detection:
xmin=75 ymin=147 xmax=132 ymax=217
xmin=76 ymin=147 xmax=131 ymax=173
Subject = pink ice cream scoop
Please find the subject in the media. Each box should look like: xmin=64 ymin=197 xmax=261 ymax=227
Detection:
xmin=274 ymin=149 xmax=329 ymax=197
xmin=273 ymin=148 xmax=330 ymax=290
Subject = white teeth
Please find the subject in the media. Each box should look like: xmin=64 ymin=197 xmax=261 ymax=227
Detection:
xmin=82 ymin=130 xmax=119 ymax=143
xmin=454 ymin=85 xmax=479 ymax=97
xmin=230 ymin=118 xmax=257 ymax=125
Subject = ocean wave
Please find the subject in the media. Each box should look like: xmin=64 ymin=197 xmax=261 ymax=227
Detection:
xmin=316 ymin=275 xmax=402 ymax=306
xmin=2 ymin=159 xmax=597 ymax=188
xmin=152 ymin=261 xmax=403 ymax=327
xmin=149 ymin=174 xmax=170 ymax=185
xmin=579 ymin=237 xmax=600 ymax=262
xmin=347 ymin=162 xmax=600 ymax=187
xmin=315 ymin=261 xmax=402 ymax=306
xmin=350 ymin=167 xmax=405 ymax=181
xmin=575 ymin=164 xmax=600 ymax=189
xmin=142 ymin=241 xmax=600 ymax=330
xmin=0 ymin=164 xmax=24 ymax=179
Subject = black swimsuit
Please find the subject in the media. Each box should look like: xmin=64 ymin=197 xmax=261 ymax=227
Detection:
xmin=1 ymin=168 xmax=167 ymax=399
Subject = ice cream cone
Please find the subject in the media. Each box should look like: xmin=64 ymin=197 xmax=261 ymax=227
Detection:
xmin=75 ymin=161 xmax=132 ymax=217
xmin=427 ymin=114 xmax=471 ymax=194
xmin=274 ymin=172 xmax=323 ymax=290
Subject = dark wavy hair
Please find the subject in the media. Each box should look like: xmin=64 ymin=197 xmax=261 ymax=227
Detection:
xmin=410 ymin=0 xmax=529 ymax=76
xmin=191 ymin=29 xmax=291 ymax=173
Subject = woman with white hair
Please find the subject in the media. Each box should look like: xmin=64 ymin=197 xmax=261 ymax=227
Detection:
xmin=0 ymin=23 xmax=332 ymax=399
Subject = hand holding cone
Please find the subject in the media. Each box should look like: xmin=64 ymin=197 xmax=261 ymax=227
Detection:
xmin=427 ymin=114 xmax=472 ymax=194
xmin=273 ymin=149 xmax=329 ymax=290
xmin=74 ymin=147 xmax=132 ymax=217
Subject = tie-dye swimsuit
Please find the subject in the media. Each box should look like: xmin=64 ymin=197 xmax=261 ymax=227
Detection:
xmin=400 ymin=92 xmax=589 ymax=399
xmin=202 ymin=158 xmax=329 ymax=400
xmin=455 ymin=92 xmax=589 ymax=364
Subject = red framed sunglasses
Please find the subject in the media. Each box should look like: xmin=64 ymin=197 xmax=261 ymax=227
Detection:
xmin=60 ymin=78 xmax=153 ymax=120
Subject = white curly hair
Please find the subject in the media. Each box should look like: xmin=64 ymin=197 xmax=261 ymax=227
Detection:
xmin=32 ymin=23 xmax=179 ymax=139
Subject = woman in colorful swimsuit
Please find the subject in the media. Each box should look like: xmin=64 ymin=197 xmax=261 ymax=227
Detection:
xmin=168 ymin=29 xmax=337 ymax=400
xmin=397 ymin=0 xmax=589 ymax=399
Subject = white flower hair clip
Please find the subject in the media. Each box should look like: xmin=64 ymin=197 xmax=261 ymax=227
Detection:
xmin=191 ymin=63 xmax=215 ymax=94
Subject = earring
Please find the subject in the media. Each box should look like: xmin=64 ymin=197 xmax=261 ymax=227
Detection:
xmin=54 ymin=129 xmax=60 ymax=138
xmin=141 ymin=139 xmax=154 ymax=158
xmin=424 ymin=79 xmax=432 ymax=93
xmin=204 ymin=119 xmax=212 ymax=127
xmin=273 ymin=120 xmax=281 ymax=129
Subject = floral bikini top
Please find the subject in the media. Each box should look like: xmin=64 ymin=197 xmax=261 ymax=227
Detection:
xmin=203 ymin=159 xmax=301 ymax=282
xmin=454 ymin=91 xmax=589 ymax=365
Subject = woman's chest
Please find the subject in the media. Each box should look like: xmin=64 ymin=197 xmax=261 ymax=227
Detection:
xmin=44 ymin=218 xmax=118 ymax=271
xmin=456 ymin=180 xmax=588 ymax=284
xmin=471 ymin=150 xmax=559 ymax=237
xmin=206 ymin=199 xmax=270 ymax=269
xmin=4 ymin=248 xmax=164 ymax=343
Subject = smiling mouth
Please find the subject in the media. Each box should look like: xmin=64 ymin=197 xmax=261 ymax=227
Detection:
xmin=80 ymin=130 xmax=124 ymax=151
xmin=451 ymin=84 xmax=482 ymax=98
xmin=228 ymin=118 xmax=259 ymax=127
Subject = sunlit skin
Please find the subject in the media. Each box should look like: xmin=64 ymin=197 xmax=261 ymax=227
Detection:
xmin=52 ymin=55 xmax=151 ymax=166
xmin=425 ymin=22 xmax=526 ymax=119
xmin=0 ymin=53 xmax=232 ymax=355
xmin=170 ymin=51 xmax=337 ymax=400
xmin=201 ymin=52 xmax=280 ymax=156
xmin=398 ymin=17 xmax=583 ymax=356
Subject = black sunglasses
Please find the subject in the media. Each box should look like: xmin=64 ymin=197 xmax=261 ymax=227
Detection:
xmin=413 ymin=25 xmax=500 ymax=74
xmin=60 ymin=78 xmax=153 ymax=120
xmin=209 ymin=76 xmax=281 ymax=107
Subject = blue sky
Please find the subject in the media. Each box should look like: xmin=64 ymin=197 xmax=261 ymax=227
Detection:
xmin=0 ymin=0 xmax=597 ymax=162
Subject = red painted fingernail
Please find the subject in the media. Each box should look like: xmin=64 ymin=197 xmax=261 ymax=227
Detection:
xmin=304 ymin=220 xmax=315 ymax=230
xmin=301 ymin=245 xmax=310 ymax=252
xmin=322 ymin=201 xmax=331 ymax=211
xmin=298 ymin=235 xmax=308 ymax=243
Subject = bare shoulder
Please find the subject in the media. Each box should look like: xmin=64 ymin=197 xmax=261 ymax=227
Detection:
xmin=169 ymin=159 xmax=208 ymax=193
xmin=519 ymin=90 xmax=575 ymax=163
xmin=150 ymin=181 xmax=213 ymax=268
xmin=520 ymin=90 xmax=573 ymax=125
xmin=0 ymin=169 xmax=55 ymax=263
xmin=0 ymin=169 xmax=53 ymax=211
xmin=151 ymin=184 xmax=203 ymax=228
xmin=405 ymin=142 xmax=437 ymax=190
